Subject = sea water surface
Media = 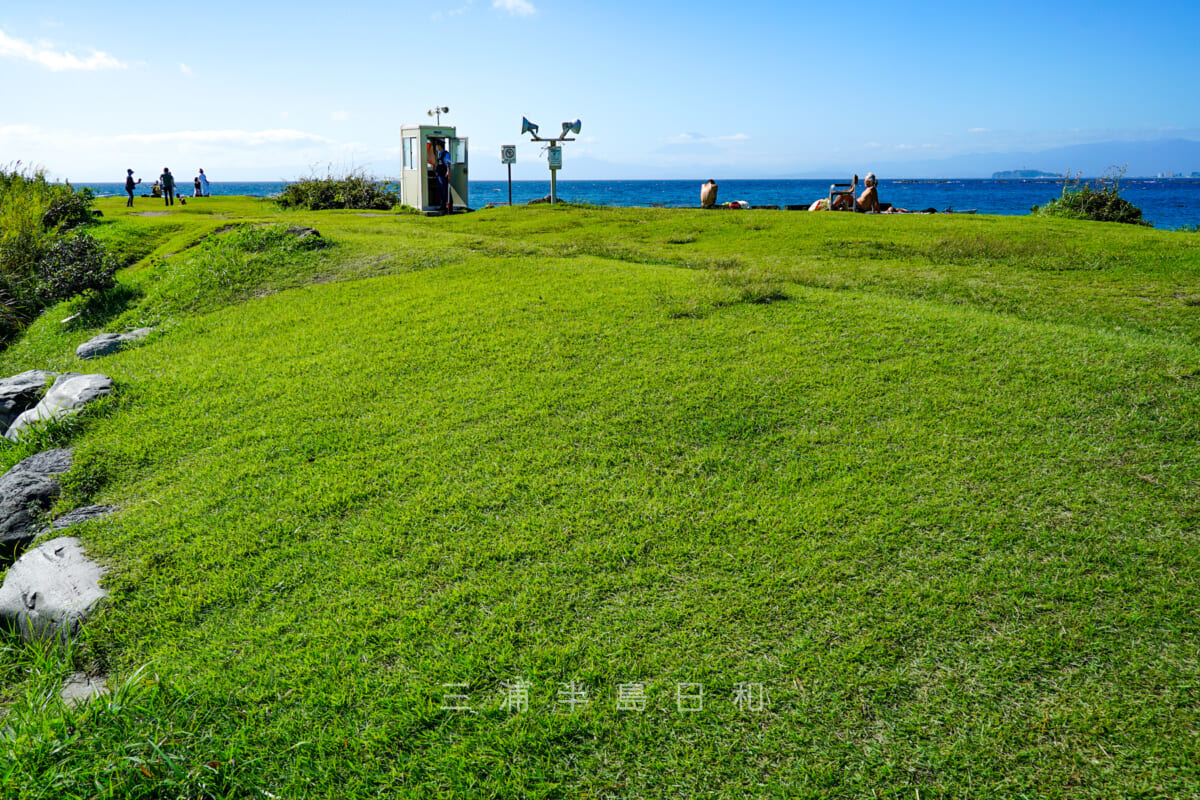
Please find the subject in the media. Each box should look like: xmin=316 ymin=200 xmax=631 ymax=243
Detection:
xmin=80 ymin=178 xmax=1200 ymax=229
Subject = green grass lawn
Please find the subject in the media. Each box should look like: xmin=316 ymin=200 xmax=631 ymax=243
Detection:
xmin=1 ymin=197 xmax=1198 ymax=798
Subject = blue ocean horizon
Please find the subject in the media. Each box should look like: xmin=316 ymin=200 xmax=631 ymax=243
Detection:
xmin=79 ymin=178 xmax=1200 ymax=229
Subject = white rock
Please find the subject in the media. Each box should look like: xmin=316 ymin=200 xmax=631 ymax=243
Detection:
xmin=5 ymin=373 xmax=114 ymax=441
xmin=0 ymin=536 xmax=106 ymax=643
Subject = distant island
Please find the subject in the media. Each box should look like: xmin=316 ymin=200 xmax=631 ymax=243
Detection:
xmin=992 ymin=169 xmax=1062 ymax=179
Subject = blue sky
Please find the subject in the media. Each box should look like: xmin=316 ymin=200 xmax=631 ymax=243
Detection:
xmin=2 ymin=1 xmax=1198 ymax=181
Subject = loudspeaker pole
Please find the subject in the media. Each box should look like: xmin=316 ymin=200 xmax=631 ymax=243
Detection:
xmin=520 ymin=117 xmax=579 ymax=209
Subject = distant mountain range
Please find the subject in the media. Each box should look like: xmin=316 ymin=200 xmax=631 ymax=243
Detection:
xmin=835 ymin=139 xmax=1200 ymax=179
xmin=486 ymin=138 xmax=1200 ymax=181
xmin=992 ymin=169 xmax=1061 ymax=179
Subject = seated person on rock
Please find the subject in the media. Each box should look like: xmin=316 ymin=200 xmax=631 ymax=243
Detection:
xmin=830 ymin=173 xmax=906 ymax=213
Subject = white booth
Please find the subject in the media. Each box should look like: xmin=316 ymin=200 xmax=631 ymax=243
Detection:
xmin=400 ymin=124 xmax=469 ymax=213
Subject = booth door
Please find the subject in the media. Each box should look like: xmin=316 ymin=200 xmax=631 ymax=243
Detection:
xmin=449 ymin=137 xmax=468 ymax=208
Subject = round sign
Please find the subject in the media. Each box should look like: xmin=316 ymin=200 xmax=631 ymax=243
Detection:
xmin=501 ymin=145 xmax=517 ymax=164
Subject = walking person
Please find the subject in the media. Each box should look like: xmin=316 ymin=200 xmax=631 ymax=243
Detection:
xmin=160 ymin=167 xmax=176 ymax=206
xmin=124 ymin=169 xmax=141 ymax=207
xmin=198 ymin=168 xmax=210 ymax=196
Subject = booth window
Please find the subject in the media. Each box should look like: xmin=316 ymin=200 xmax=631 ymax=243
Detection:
xmin=402 ymin=137 xmax=418 ymax=170
xmin=451 ymin=139 xmax=467 ymax=164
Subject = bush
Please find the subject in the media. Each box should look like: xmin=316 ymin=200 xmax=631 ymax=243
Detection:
xmin=1031 ymin=166 xmax=1150 ymax=226
xmin=0 ymin=164 xmax=116 ymax=333
xmin=35 ymin=232 xmax=118 ymax=303
xmin=42 ymin=184 xmax=97 ymax=230
xmin=276 ymin=167 xmax=399 ymax=211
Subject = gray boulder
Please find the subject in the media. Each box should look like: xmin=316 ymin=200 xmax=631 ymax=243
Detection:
xmin=51 ymin=505 xmax=117 ymax=532
xmin=76 ymin=328 xmax=155 ymax=360
xmin=285 ymin=226 xmax=322 ymax=241
xmin=5 ymin=373 xmax=114 ymax=441
xmin=0 ymin=536 xmax=106 ymax=643
xmin=0 ymin=370 xmax=58 ymax=430
xmin=0 ymin=448 xmax=73 ymax=554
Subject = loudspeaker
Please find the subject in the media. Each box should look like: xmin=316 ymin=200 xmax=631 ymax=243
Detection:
xmin=561 ymin=119 xmax=581 ymax=137
xmin=521 ymin=117 xmax=539 ymax=137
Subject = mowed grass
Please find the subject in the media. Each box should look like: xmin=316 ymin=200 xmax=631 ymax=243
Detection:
xmin=1 ymin=197 xmax=1198 ymax=797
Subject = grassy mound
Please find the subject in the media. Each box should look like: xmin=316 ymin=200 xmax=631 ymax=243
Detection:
xmin=1 ymin=198 xmax=1198 ymax=797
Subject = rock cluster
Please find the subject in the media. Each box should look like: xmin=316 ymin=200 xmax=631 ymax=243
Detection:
xmin=0 ymin=361 xmax=122 ymax=644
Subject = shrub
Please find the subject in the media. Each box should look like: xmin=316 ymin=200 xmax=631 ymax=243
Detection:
xmin=0 ymin=164 xmax=116 ymax=334
xmin=1031 ymin=166 xmax=1150 ymax=226
xmin=35 ymin=232 xmax=118 ymax=303
xmin=276 ymin=167 xmax=399 ymax=211
xmin=42 ymin=184 xmax=97 ymax=230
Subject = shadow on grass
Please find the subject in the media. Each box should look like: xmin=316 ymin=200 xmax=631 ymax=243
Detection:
xmin=63 ymin=283 xmax=143 ymax=332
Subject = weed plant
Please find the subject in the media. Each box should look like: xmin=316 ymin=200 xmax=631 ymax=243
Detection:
xmin=0 ymin=638 xmax=256 ymax=799
xmin=1032 ymin=166 xmax=1150 ymax=225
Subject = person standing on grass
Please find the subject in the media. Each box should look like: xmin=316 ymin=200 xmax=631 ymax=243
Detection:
xmin=434 ymin=139 xmax=452 ymax=213
xmin=160 ymin=167 xmax=176 ymax=206
xmin=124 ymin=169 xmax=141 ymax=207
xmin=198 ymin=167 xmax=210 ymax=196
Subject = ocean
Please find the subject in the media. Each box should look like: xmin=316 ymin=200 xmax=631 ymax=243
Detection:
xmin=79 ymin=178 xmax=1200 ymax=230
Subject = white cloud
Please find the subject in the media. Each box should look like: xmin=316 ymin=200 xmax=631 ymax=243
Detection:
xmin=0 ymin=123 xmax=386 ymax=180
xmin=665 ymin=132 xmax=749 ymax=145
xmin=113 ymin=129 xmax=337 ymax=147
xmin=493 ymin=0 xmax=536 ymax=16
xmin=331 ymin=110 xmax=349 ymax=121
xmin=0 ymin=123 xmax=41 ymax=137
xmin=0 ymin=28 xmax=126 ymax=71
xmin=180 ymin=63 xmax=193 ymax=76
xmin=968 ymin=127 xmax=990 ymax=133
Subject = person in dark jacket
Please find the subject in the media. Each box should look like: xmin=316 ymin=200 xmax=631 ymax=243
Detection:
xmin=159 ymin=167 xmax=176 ymax=206
xmin=124 ymin=169 xmax=141 ymax=207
